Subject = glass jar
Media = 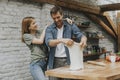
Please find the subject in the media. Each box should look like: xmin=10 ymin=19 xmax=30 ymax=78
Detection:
xmin=102 ymin=47 xmax=107 ymax=53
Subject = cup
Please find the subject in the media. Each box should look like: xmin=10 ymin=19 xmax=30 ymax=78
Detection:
xmin=110 ymin=56 xmax=116 ymax=63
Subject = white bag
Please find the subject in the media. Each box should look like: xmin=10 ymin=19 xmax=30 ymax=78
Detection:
xmin=67 ymin=42 xmax=84 ymax=70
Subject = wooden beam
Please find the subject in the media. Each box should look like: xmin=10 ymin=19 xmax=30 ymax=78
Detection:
xmin=86 ymin=14 xmax=117 ymax=39
xmin=32 ymin=0 xmax=100 ymax=15
xmin=100 ymin=3 xmax=120 ymax=12
xmin=117 ymin=12 xmax=120 ymax=51
xmin=103 ymin=12 xmax=117 ymax=36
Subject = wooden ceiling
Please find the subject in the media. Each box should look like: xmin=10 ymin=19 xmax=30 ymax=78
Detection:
xmin=31 ymin=0 xmax=120 ymax=50
xmin=100 ymin=3 xmax=120 ymax=12
xmin=117 ymin=13 xmax=120 ymax=52
xmin=32 ymin=0 xmax=100 ymax=15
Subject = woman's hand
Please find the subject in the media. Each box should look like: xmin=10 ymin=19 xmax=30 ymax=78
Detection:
xmin=65 ymin=18 xmax=73 ymax=24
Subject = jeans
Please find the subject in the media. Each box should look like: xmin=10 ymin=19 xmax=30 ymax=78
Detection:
xmin=30 ymin=59 xmax=47 ymax=80
xmin=49 ymin=58 xmax=70 ymax=80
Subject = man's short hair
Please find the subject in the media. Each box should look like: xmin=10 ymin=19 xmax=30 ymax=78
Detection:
xmin=50 ymin=6 xmax=63 ymax=15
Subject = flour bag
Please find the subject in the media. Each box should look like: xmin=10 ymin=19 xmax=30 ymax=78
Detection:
xmin=67 ymin=42 xmax=84 ymax=70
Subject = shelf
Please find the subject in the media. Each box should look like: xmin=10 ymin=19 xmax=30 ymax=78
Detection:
xmin=83 ymin=52 xmax=104 ymax=57
xmin=88 ymin=36 xmax=104 ymax=39
xmin=77 ymin=25 xmax=90 ymax=28
xmin=83 ymin=53 xmax=105 ymax=62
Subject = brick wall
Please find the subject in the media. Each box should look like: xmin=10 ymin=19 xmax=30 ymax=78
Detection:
xmin=0 ymin=0 xmax=53 ymax=80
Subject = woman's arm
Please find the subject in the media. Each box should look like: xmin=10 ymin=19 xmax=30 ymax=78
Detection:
xmin=32 ymin=27 xmax=47 ymax=44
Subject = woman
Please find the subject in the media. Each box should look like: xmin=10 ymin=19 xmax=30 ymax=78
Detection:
xmin=21 ymin=16 xmax=72 ymax=80
xmin=21 ymin=17 xmax=48 ymax=80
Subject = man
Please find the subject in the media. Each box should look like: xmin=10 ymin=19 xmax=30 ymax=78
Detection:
xmin=45 ymin=6 xmax=87 ymax=80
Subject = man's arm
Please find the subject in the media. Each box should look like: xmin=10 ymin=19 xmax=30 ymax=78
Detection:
xmin=49 ymin=38 xmax=74 ymax=47
xmin=45 ymin=26 xmax=74 ymax=47
xmin=45 ymin=27 xmax=62 ymax=47
xmin=80 ymin=35 xmax=87 ymax=48
xmin=48 ymin=39 xmax=61 ymax=47
xmin=72 ymin=24 xmax=87 ymax=48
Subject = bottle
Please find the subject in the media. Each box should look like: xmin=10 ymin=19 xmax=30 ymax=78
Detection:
xmin=87 ymin=45 xmax=91 ymax=54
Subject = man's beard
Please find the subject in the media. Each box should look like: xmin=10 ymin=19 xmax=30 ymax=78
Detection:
xmin=55 ymin=21 xmax=63 ymax=28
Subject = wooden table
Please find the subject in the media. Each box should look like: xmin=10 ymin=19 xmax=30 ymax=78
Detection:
xmin=45 ymin=60 xmax=120 ymax=80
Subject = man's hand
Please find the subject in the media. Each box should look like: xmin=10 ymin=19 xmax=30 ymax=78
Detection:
xmin=79 ymin=36 xmax=87 ymax=48
xmin=60 ymin=38 xmax=74 ymax=46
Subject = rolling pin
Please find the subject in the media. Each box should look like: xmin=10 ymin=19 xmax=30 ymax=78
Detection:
xmin=87 ymin=61 xmax=106 ymax=66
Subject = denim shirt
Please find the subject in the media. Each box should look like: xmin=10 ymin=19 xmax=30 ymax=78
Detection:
xmin=45 ymin=20 xmax=83 ymax=69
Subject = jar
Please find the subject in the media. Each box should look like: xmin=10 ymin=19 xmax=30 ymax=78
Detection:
xmin=102 ymin=47 xmax=107 ymax=53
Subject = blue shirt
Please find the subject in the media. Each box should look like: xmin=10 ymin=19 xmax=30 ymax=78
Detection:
xmin=45 ymin=20 xmax=83 ymax=69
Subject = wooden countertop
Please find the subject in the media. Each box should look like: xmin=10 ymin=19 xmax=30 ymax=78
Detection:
xmin=45 ymin=59 xmax=120 ymax=80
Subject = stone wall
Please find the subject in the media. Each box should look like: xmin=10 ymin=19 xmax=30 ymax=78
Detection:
xmin=0 ymin=0 xmax=52 ymax=80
